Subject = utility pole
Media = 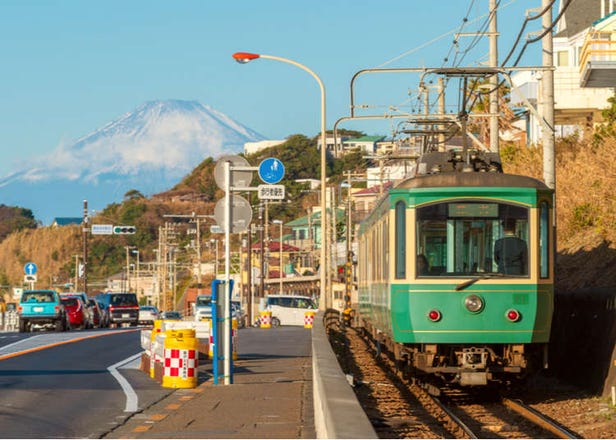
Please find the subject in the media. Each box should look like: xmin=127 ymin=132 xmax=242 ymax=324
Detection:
xmin=438 ymin=77 xmax=446 ymax=150
xmin=125 ymin=246 xmax=135 ymax=291
xmin=82 ymin=200 xmax=88 ymax=295
xmin=162 ymin=213 xmax=214 ymax=295
xmin=542 ymin=0 xmax=555 ymax=190
xmin=73 ymin=254 xmax=80 ymax=291
xmin=489 ymin=0 xmax=500 ymax=153
xmin=259 ymin=203 xmax=265 ymax=299
xmin=345 ymin=171 xmax=353 ymax=311
xmin=247 ymin=225 xmax=253 ymax=326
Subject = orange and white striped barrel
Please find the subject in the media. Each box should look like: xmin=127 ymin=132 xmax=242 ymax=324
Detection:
xmin=304 ymin=311 xmax=316 ymax=328
xmin=162 ymin=329 xmax=199 ymax=389
xmin=259 ymin=311 xmax=272 ymax=329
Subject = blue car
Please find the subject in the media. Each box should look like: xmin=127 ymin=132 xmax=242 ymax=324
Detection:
xmin=18 ymin=289 xmax=68 ymax=332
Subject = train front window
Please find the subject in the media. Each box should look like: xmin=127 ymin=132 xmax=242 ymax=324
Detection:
xmin=416 ymin=202 xmax=529 ymax=277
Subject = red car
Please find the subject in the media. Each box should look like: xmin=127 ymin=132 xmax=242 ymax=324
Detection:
xmin=60 ymin=296 xmax=87 ymax=330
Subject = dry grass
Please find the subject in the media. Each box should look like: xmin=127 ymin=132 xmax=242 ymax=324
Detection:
xmin=1 ymin=138 xmax=615 ymax=298
xmin=502 ymin=136 xmax=616 ymax=290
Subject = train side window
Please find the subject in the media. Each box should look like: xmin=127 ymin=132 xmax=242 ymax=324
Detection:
xmin=395 ymin=201 xmax=406 ymax=279
xmin=540 ymin=201 xmax=550 ymax=278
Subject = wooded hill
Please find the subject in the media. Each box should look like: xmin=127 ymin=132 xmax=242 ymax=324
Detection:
xmin=0 ymin=125 xmax=615 ymax=297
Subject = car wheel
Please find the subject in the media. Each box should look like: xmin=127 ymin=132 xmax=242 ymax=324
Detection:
xmin=18 ymin=319 xmax=27 ymax=333
xmin=271 ymin=317 xmax=281 ymax=327
xmin=55 ymin=320 xmax=64 ymax=332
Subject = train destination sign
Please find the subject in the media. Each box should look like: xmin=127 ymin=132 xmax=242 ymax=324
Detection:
xmin=448 ymin=203 xmax=498 ymax=218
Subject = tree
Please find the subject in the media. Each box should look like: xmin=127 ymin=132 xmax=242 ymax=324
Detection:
xmin=124 ymin=189 xmax=145 ymax=200
xmin=593 ymin=92 xmax=616 ymax=146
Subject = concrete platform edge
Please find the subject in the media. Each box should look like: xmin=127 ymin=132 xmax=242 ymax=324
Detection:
xmin=312 ymin=311 xmax=378 ymax=439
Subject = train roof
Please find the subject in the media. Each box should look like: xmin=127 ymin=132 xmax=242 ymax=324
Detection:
xmin=393 ymin=172 xmax=552 ymax=191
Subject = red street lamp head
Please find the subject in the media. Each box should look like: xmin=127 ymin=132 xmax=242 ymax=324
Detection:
xmin=232 ymin=52 xmax=261 ymax=64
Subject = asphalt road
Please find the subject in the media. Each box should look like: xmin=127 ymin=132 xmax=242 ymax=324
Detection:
xmin=0 ymin=329 xmax=171 ymax=439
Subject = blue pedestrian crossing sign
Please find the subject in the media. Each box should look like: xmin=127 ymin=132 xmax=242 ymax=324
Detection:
xmin=258 ymin=157 xmax=285 ymax=184
xmin=24 ymin=262 xmax=37 ymax=276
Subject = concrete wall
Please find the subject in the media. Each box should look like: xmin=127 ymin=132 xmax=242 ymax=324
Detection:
xmin=312 ymin=310 xmax=378 ymax=439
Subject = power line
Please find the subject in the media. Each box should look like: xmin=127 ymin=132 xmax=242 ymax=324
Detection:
xmin=374 ymin=0 xmax=518 ymax=69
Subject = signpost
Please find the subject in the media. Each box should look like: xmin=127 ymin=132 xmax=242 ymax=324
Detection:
xmin=24 ymin=262 xmax=37 ymax=276
xmin=24 ymin=262 xmax=37 ymax=289
xmin=91 ymin=224 xmax=114 ymax=235
xmin=258 ymin=157 xmax=285 ymax=184
xmin=257 ymin=184 xmax=285 ymax=200
xmin=213 ymin=155 xmax=286 ymax=386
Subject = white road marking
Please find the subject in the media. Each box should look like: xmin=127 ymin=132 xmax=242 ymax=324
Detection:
xmin=107 ymin=351 xmax=144 ymax=413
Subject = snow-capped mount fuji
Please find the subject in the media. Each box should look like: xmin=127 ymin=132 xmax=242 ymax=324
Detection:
xmin=0 ymin=100 xmax=265 ymax=224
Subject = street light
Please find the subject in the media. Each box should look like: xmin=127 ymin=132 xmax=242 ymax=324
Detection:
xmin=232 ymin=51 xmax=328 ymax=310
xmin=272 ymin=220 xmax=284 ymax=295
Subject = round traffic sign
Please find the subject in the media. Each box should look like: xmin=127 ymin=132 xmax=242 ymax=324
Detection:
xmin=24 ymin=262 xmax=37 ymax=276
xmin=214 ymin=195 xmax=253 ymax=234
xmin=258 ymin=157 xmax=285 ymax=184
xmin=214 ymin=155 xmax=253 ymax=189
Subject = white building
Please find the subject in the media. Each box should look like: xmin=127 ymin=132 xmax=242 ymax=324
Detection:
xmin=317 ymin=134 xmax=353 ymax=157
xmin=511 ymin=0 xmax=616 ymax=144
xmin=244 ymin=139 xmax=286 ymax=155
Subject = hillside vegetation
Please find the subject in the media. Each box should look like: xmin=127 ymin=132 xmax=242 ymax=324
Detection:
xmin=502 ymin=136 xmax=616 ymax=291
xmin=0 ymin=128 xmax=614 ymax=297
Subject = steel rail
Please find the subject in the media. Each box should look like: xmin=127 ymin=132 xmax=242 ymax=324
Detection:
xmin=502 ymin=397 xmax=579 ymax=439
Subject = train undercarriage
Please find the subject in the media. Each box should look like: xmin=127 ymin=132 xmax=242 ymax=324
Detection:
xmin=361 ymin=319 xmax=548 ymax=387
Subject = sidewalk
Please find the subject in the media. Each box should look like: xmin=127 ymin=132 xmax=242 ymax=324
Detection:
xmin=104 ymin=327 xmax=315 ymax=439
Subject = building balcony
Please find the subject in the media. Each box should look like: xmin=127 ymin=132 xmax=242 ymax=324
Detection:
xmin=580 ymin=30 xmax=616 ymax=87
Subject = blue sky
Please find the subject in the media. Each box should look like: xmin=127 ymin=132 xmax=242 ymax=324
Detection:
xmin=0 ymin=0 xmax=549 ymax=177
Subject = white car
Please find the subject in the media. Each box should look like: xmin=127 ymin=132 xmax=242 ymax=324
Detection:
xmin=194 ymin=295 xmax=212 ymax=321
xmin=263 ymin=294 xmax=317 ymax=327
xmin=138 ymin=305 xmax=159 ymax=325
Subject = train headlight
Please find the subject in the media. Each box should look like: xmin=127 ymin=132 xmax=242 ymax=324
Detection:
xmin=427 ymin=309 xmax=442 ymax=322
xmin=464 ymin=294 xmax=484 ymax=313
xmin=506 ymin=309 xmax=521 ymax=322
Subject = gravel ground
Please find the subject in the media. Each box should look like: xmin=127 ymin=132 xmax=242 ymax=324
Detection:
xmin=517 ymin=375 xmax=616 ymax=439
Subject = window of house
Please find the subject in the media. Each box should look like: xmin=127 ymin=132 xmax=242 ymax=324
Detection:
xmin=557 ymin=50 xmax=569 ymax=67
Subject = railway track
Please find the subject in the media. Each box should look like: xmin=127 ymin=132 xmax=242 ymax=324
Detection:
xmin=332 ymin=325 xmax=580 ymax=439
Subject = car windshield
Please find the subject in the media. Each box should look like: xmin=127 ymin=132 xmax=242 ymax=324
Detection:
xmin=61 ymin=298 xmax=79 ymax=307
xmin=23 ymin=292 xmax=55 ymax=303
xmin=196 ymin=297 xmax=212 ymax=307
xmin=110 ymin=294 xmax=137 ymax=306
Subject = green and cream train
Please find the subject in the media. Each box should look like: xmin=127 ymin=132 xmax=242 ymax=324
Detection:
xmin=357 ymin=151 xmax=554 ymax=386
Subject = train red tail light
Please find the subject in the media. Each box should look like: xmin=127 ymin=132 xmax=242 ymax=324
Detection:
xmin=427 ymin=309 xmax=442 ymax=322
xmin=506 ymin=309 xmax=521 ymax=322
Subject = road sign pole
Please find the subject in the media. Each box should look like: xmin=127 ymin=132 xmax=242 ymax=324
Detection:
xmin=223 ymin=160 xmax=232 ymax=385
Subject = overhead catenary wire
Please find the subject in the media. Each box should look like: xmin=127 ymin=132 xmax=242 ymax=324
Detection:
xmin=374 ymin=0 xmax=518 ymax=69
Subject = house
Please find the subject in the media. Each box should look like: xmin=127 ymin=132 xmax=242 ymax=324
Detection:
xmin=341 ymin=135 xmax=386 ymax=155
xmin=511 ymin=0 xmax=616 ymax=143
xmin=317 ymin=134 xmax=353 ymax=158
xmin=51 ymin=217 xmax=82 ymax=227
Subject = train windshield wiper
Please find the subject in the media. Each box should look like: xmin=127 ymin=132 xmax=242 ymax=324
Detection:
xmin=455 ymin=273 xmax=507 ymax=291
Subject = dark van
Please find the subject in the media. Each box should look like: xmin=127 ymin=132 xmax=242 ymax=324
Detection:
xmin=95 ymin=292 xmax=139 ymax=328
